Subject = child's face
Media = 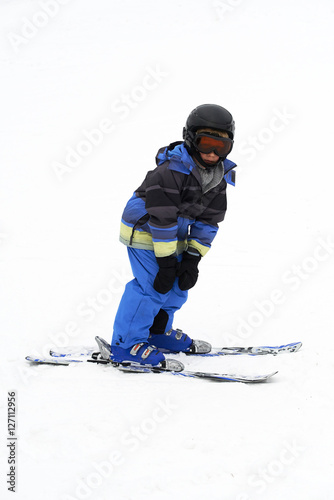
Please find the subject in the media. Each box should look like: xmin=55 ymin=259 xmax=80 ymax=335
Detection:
xmin=199 ymin=151 xmax=220 ymax=166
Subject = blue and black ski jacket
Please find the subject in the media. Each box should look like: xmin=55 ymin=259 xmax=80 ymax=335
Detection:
xmin=119 ymin=141 xmax=236 ymax=258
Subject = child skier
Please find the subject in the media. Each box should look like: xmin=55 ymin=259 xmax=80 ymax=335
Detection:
xmin=111 ymin=104 xmax=236 ymax=369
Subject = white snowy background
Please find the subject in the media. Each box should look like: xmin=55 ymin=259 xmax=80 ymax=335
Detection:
xmin=1 ymin=0 xmax=334 ymax=499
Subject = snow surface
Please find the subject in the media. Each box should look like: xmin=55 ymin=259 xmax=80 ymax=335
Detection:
xmin=1 ymin=0 xmax=334 ymax=499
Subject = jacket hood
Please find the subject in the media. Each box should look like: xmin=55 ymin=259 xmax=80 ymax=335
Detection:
xmin=156 ymin=141 xmax=196 ymax=172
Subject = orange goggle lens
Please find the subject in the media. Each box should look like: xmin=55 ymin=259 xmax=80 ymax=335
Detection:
xmin=194 ymin=134 xmax=233 ymax=157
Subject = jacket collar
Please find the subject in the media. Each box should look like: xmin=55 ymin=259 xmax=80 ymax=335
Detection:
xmin=156 ymin=141 xmax=237 ymax=185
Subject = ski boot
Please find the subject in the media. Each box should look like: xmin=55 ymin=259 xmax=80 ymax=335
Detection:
xmin=109 ymin=340 xmax=184 ymax=372
xmin=149 ymin=328 xmax=212 ymax=354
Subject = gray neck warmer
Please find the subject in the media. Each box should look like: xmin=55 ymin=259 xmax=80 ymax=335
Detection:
xmin=196 ymin=162 xmax=225 ymax=194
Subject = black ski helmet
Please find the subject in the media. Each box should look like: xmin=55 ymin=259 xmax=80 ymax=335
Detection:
xmin=183 ymin=104 xmax=235 ymax=156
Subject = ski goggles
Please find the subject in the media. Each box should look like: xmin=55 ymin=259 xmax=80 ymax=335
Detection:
xmin=194 ymin=133 xmax=233 ymax=158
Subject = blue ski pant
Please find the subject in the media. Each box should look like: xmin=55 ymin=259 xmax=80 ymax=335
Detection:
xmin=112 ymin=248 xmax=188 ymax=349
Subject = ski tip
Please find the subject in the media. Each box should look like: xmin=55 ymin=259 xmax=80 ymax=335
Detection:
xmin=235 ymin=370 xmax=279 ymax=383
xmin=25 ymin=355 xmax=70 ymax=366
xmin=50 ymin=350 xmax=66 ymax=358
xmin=50 ymin=347 xmax=96 ymax=358
xmin=284 ymin=341 xmax=302 ymax=353
xmin=252 ymin=370 xmax=279 ymax=382
xmin=226 ymin=370 xmax=279 ymax=383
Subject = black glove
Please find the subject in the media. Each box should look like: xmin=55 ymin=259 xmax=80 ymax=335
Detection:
xmin=153 ymin=255 xmax=179 ymax=294
xmin=177 ymin=248 xmax=201 ymax=291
